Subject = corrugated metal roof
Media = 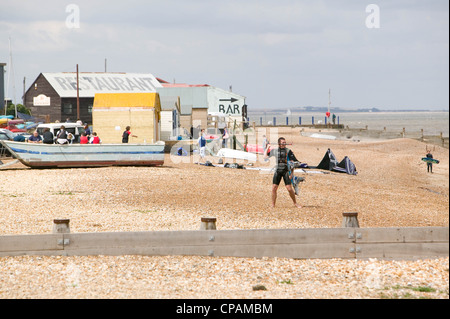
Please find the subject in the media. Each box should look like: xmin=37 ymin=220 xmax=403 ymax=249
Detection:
xmin=180 ymin=104 xmax=193 ymax=115
xmin=160 ymin=95 xmax=179 ymax=111
xmin=156 ymin=77 xmax=210 ymax=88
xmin=157 ymin=86 xmax=209 ymax=109
xmin=42 ymin=72 xmax=163 ymax=98
xmin=161 ymin=83 xmax=210 ymax=88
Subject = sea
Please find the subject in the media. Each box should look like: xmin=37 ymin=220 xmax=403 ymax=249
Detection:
xmin=247 ymin=111 xmax=449 ymax=138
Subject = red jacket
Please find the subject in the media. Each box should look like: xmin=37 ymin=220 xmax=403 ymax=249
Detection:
xmin=80 ymin=136 xmax=89 ymax=144
xmin=91 ymin=136 xmax=100 ymax=144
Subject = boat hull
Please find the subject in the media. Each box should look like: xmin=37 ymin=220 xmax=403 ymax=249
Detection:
xmin=215 ymin=148 xmax=257 ymax=161
xmin=0 ymin=141 xmax=165 ymax=168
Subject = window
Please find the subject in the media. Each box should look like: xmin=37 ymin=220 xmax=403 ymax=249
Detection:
xmin=63 ymin=103 xmax=73 ymax=115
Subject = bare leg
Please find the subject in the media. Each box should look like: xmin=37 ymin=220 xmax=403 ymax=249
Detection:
xmin=271 ymin=184 xmax=278 ymax=207
xmin=286 ymin=185 xmax=301 ymax=208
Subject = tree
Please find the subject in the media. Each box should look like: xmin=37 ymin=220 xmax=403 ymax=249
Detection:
xmin=6 ymin=104 xmax=31 ymax=117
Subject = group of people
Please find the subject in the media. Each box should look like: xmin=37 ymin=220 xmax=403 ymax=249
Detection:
xmin=51 ymin=125 xmax=101 ymax=145
xmin=14 ymin=124 xmax=102 ymax=145
xmin=13 ymin=123 xmax=139 ymax=145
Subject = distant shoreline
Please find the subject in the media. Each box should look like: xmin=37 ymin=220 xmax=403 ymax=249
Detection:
xmin=248 ymin=109 xmax=449 ymax=113
xmin=247 ymin=110 xmax=449 ymax=139
xmin=249 ymin=125 xmax=449 ymax=149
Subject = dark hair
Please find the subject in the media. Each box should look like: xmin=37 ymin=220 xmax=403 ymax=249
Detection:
xmin=278 ymin=137 xmax=286 ymax=144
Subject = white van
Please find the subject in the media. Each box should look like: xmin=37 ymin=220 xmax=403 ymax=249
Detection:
xmin=36 ymin=123 xmax=86 ymax=143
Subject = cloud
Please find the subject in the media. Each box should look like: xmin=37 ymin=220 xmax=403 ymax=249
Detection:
xmin=0 ymin=0 xmax=448 ymax=109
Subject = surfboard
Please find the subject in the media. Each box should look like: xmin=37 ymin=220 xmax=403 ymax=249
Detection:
xmin=422 ymin=157 xmax=439 ymax=164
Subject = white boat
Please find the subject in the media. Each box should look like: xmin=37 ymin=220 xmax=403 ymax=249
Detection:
xmin=0 ymin=140 xmax=165 ymax=168
xmin=215 ymin=148 xmax=257 ymax=161
xmin=309 ymin=133 xmax=337 ymax=140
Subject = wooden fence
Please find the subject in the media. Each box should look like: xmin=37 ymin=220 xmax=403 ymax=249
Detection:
xmin=1 ymin=226 xmax=448 ymax=260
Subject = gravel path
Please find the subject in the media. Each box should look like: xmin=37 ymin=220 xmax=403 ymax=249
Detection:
xmin=1 ymin=128 xmax=448 ymax=299
xmin=1 ymin=255 xmax=448 ymax=299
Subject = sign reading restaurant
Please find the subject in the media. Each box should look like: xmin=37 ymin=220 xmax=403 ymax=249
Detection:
xmin=33 ymin=94 xmax=51 ymax=106
xmin=42 ymin=72 xmax=163 ymax=98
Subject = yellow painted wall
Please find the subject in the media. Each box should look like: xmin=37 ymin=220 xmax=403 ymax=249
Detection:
xmin=93 ymin=93 xmax=161 ymax=144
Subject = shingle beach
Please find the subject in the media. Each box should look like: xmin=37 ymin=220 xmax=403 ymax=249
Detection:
xmin=1 ymin=127 xmax=448 ymax=299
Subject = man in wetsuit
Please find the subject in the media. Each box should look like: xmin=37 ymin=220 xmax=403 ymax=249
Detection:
xmin=426 ymin=150 xmax=434 ymax=173
xmin=264 ymin=137 xmax=301 ymax=208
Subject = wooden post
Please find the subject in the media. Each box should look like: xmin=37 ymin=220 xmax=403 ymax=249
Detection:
xmin=342 ymin=212 xmax=359 ymax=228
xmin=200 ymin=217 xmax=216 ymax=230
xmin=53 ymin=219 xmax=70 ymax=233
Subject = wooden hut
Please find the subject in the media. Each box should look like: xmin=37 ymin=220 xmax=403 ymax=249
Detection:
xmin=92 ymin=93 xmax=161 ymax=144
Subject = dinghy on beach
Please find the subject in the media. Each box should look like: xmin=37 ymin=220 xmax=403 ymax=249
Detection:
xmin=0 ymin=140 xmax=165 ymax=168
xmin=215 ymin=148 xmax=257 ymax=162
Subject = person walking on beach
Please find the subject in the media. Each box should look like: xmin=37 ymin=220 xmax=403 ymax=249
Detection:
xmin=222 ymin=127 xmax=229 ymax=148
xmin=197 ymin=128 xmax=206 ymax=163
xmin=122 ymin=126 xmax=137 ymax=143
xmin=262 ymin=135 xmax=269 ymax=152
xmin=264 ymin=137 xmax=301 ymax=208
xmin=426 ymin=150 xmax=434 ymax=173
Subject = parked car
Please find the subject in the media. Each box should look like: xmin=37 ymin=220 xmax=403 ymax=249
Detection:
xmin=36 ymin=123 xmax=85 ymax=143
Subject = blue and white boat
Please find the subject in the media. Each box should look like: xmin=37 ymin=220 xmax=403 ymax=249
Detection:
xmin=0 ymin=140 xmax=165 ymax=168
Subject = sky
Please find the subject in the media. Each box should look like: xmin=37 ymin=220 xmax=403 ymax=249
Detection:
xmin=1 ymin=0 xmax=449 ymax=111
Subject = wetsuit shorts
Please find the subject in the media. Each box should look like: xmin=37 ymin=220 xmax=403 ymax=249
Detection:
xmin=273 ymin=168 xmax=291 ymax=186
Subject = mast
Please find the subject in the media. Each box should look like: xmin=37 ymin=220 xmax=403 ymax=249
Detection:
xmin=7 ymin=37 xmax=17 ymax=117
xmin=76 ymin=64 xmax=80 ymax=119
xmin=328 ymin=88 xmax=331 ymax=115
xmin=0 ymin=63 xmax=5 ymax=115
